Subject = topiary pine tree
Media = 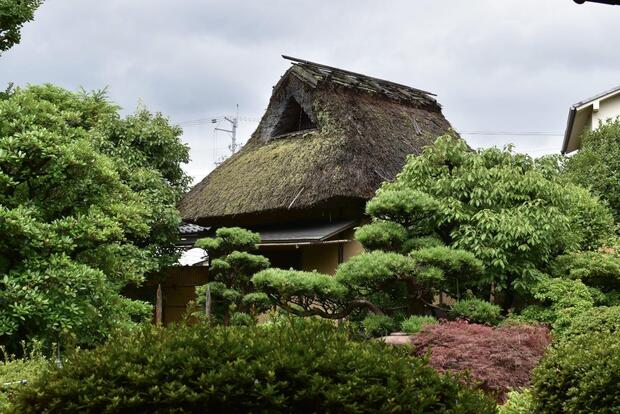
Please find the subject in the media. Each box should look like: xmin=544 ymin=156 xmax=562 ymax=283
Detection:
xmin=253 ymin=135 xmax=614 ymax=317
xmin=195 ymin=228 xmax=271 ymax=324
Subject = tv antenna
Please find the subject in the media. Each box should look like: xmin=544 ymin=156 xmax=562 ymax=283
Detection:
xmin=212 ymin=104 xmax=239 ymax=156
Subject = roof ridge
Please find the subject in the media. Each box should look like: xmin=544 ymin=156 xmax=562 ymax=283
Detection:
xmin=282 ymin=55 xmax=437 ymax=104
xmin=572 ymin=85 xmax=620 ymax=109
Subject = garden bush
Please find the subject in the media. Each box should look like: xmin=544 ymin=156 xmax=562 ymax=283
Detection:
xmin=0 ymin=343 xmax=47 ymax=412
xmin=401 ymin=315 xmax=438 ymax=334
xmin=411 ymin=321 xmax=551 ymax=401
xmin=551 ymin=251 xmax=620 ymax=291
xmin=532 ymin=331 xmax=620 ymax=413
xmin=229 ymin=312 xmax=254 ymax=327
xmin=449 ymin=299 xmax=502 ymax=325
xmin=362 ymin=314 xmax=398 ymax=337
xmin=559 ymin=305 xmax=620 ymax=342
xmin=517 ymin=277 xmax=595 ymax=333
xmin=498 ymin=389 xmax=533 ymax=414
xmin=10 ymin=319 xmax=496 ymax=413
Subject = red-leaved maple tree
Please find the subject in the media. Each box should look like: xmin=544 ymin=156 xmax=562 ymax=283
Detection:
xmin=410 ymin=321 xmax=551 ymax=401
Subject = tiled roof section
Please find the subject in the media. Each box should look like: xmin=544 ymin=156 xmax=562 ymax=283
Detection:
xmin=179 ymin=222 xmax=209 ymax=235
xmin=283 ymin=55 xmax=439 ymax=108
xmin=258 ymin=220 xmax=357 ymax=243
xmin=572 ymin=85 xmax=620 ymax=109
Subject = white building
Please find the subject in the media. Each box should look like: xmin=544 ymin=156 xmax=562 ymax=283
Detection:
xmin=562 ymin=86 xmax=620 ymax=154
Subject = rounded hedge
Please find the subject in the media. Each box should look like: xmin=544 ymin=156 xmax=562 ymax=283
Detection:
xmin=401 ymin=315 xmax=438 ymax=334
xmin=532 ymin=331 xmax=620 ymax=413
xmin=559 ymin=306 xmax=620 ymax=342
xmin=498 ymin=389 xmax=533 ymax=414
xmin=10 ymin=319 xmax=496 ymax=413
xmin=450 ymin=299 xmax=502 ymax=325
xmin=362 ymin=314 xmax=398 ymax=337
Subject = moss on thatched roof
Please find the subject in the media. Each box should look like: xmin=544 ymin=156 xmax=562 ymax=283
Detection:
xmin=180 ymin=58 xmax=453 ymax=226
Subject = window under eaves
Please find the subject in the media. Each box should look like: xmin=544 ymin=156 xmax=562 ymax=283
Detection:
xmin=271 ymin=97 xmax=317 ymax=137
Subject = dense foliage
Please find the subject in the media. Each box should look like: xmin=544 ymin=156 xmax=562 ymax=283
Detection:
xmin=377 ymin=136 xmax=612 ymax=309
xmin=361 ymin=314 xmax=398 ymax=337
xmin=449 ymin=298 xmax=502 ymax=325
xmin=401 ymin=315 xmax=438 ymax=334
xmin=0 ymin=0 xmax=42 ymax=53
xmin=558 ymin=305 xmax=620 ymax=342
xmin=516 ymin=276 xmax=595 ymax=333
xmin=0 ymin=343 xmax=47 ymax=411
xmin=195 ymin=227 xmax=271 ymax=323
xmin=498 ymin=390 xmax=533 ymax=414
xmin=565 ymin=119 xmax=620 ymax=221
xmin=9 ymin=319 xmax=496 ymax=414
xmin=0 ymin=85 xmax=189 ymax=350
xmin=551 ymin=250 xmax=620 ymax=293
xmin=532 ymin=331 xmax=620 ymax=413
xmin=410 ymin=321 xmax=551 ymax=401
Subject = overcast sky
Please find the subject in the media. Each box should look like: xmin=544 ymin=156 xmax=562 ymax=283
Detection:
xmin=2 ymin=0 xmax=619 ymax=183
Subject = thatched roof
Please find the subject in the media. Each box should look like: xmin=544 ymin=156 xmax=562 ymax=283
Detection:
xmin=180 ymin=56 xmax=453 ymax=227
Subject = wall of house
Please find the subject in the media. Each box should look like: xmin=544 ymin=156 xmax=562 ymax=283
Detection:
xmin=593 ymin=94 xmax=620 ymax=127
xmin=341 ymin=227 xmax=365 ymax=262
xmin=158 ymin=266 xmax=209 ymax=325
xmin=301 ymin=244 xmax=340 ymax=274
xmin=300 ymin=239 xmax=365 ymax=275
xmin=343 ymin=239 xmax=364 ymax=262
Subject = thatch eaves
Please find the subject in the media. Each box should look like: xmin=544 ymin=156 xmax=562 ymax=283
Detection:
xmin=180 ymin=57 xmax=453 ymax=227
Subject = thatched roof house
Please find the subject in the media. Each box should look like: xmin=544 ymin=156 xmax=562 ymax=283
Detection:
xmin=180 ymin=56 xmax=453 ymax=273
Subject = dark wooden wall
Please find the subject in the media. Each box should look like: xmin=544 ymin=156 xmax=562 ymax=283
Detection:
xmin=123 ymin=266 xmax=209 ymax=325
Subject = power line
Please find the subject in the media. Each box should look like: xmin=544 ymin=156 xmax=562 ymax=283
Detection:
xmin=458 ymin=131 xmax=563 ymax=137
xmin=178 ymin=116 xmax=261 ymax=126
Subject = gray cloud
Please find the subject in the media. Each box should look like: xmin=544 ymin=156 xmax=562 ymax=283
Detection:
xmin=1 ymin=0 xmax=619 ymax=182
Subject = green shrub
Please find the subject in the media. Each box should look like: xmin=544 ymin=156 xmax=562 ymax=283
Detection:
xmin=519 ymin=277 xmax=595 ymax=333
xmin=401 ymin=236 xmax=444 ymax=254
xmin=450 ymin=299 xmax=502 ymax=325
xmin=354 ymin=221 xmax=408 ymax=252
xmin=229 ymin=312 xmax=254 ymax=327
xmin=241 ymin=291 xmax=272 ymax=311
xmin=532 ymin=331 xmax=620 ymax=413
xmin=10 ymin=320 xmax=496 ymax=413
xmin=362 ymin=314 xmax=398 ymax=337
xmin=498 ymin=389 xmax=533 ymax=414
xmin=0 ymin=344 xmax=48 ymax=412
xmin=401 ymin=315 xmax=438 ymax=334
xmin=560 ymin=306 xmax=620 ymax=342
xmin=551 ymin=251 xmax=620 ymax=291
xmin=602 ymin=290 xmax=620 ymax=306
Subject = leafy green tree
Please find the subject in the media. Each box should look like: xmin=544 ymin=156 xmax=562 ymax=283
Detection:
xmin=254 ymin=135 xmax=614 ymax=317
xmin=516 ymin=276 xmax=595 ymax=333
xmin=195 ymin=228 xmax=271 ymax=324
xmin=565 ymin=119 xmax=620 ymax=221
xmin=0 ymin=84 xmax=189 ymax=350
xmin=0 ymin=0 xmax=42 ymax=53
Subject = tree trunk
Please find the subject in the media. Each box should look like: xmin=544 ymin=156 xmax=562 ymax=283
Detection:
xmin=406 ymin=280 xmax=426 ymax=315
xmin=502 ymin=278 xmax=515 ymax=312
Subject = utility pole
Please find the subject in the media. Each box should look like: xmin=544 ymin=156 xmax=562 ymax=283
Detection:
xmin=213 ymin=104 xmax=239 ymax=155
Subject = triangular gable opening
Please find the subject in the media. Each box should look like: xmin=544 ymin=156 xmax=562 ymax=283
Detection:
xmin=272 ymin=97 xmax=317 ymax=137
